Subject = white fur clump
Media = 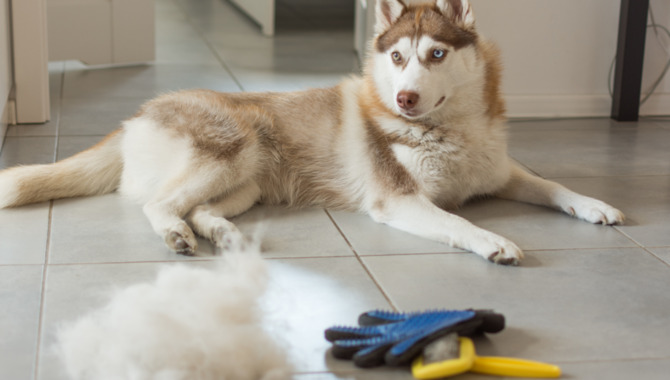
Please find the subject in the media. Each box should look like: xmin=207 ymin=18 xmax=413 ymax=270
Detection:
xmin=56 ymin=252 xmax=292 ymax=380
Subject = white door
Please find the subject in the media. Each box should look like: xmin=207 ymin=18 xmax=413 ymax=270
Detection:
xmin=354 ymin=0 xmax=375 ymax=62
xmin=11 ymin=0 xmax=50 ymax=125
xmin=47 ymin=0 xmax=155 ymax=65
xmin=230 ymin=0 xmax=275 ymax=36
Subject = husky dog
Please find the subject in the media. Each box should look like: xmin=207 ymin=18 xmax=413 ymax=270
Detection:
xmin=0 ymin=0 xmax=623 ymax=265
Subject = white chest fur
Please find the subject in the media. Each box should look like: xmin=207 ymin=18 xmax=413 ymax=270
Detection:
xmin=390 ymin=120 xmax=511 ymax=209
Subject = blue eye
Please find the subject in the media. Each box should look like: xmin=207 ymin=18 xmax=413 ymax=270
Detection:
xmin=432 ymin=49 xmax=446 ymax=59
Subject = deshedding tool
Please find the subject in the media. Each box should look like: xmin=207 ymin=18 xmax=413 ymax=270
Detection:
xmin=412 ymin=334 xmax=561 ymax=379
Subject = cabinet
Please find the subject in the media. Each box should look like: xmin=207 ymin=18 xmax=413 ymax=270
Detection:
xmin=47 ymin=0 xmax=155 ymax=65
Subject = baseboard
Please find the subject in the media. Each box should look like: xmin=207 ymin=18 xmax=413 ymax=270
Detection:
xmin=505 ymin=93 xmax=670 ymax=119
xmin=0 ymin=121 xmax=7 ymax=152
xmin=0 ymin=97 xmax=15 ymax=152
xmin=640 ymin=93 xmax=670 ymax=117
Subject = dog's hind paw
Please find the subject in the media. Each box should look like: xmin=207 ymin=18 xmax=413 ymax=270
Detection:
xmin=212 ymin=225 xmax=251 ymax=253
xmin=166 ymin=223 xmax=198 ymax=255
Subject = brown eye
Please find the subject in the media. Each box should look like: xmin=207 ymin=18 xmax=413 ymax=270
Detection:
xmin=391 ymin=51 xmax=402 ymax=63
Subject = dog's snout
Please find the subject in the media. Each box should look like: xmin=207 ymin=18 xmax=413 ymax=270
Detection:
xmin=396 ymin=91 xmax=420 ymax=110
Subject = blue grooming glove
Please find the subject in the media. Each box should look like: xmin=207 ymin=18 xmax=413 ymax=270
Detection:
xmin=325 ymin=309 xmax=504 ymax=368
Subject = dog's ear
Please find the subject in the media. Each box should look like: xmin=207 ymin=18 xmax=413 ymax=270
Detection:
xmin=375 ymin=0 xmax=406 ymax=34
xmin=436 ymin=0 xmax=475 ymax=29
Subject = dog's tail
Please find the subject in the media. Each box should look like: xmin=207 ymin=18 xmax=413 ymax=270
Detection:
xmin=0 ymin=129 xmax=124 ymax=208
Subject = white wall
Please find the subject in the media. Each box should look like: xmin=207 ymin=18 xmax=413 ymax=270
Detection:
xmin=472 ymin=0 xmax=670 ymax=117
xmin=0 ymin=0 xmax=12 ymax=144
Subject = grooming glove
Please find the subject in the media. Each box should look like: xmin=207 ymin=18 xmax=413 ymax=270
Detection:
xmin=325 ymin=309 xmax=505 ymax=368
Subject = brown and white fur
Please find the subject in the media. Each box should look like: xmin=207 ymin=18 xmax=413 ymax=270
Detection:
xmin=0 ymin=0 xmax=623 ymax=265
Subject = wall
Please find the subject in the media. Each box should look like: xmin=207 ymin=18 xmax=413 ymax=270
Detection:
xmin=473 ymin=0 xmax=669 ymax=117
xmin=0 ymin=0 xmax=13 ymax=144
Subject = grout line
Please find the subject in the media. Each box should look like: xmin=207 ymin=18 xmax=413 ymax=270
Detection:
xmin=324 ymin=209 xmax=398 ymax=311
xmin=508 ymin=116 xmax=609 ymax=123
xmin=322 ymin=210 xmax=358 ymax=257
xmin=508 ymin=159 xmax=670 ymax=182
xmin=507 ymin=156 xmax=543 ymax=177
xmin=609 ymin=218 xmax=661 ymax=253
xmin=549 ymin=356 xmax=670 ymax=365
xmin=545 ymin=173 xmax=670 ymax=180
xmin=612 ymin=226 xmax=670 ymax=268
xmin=292 ymin=370 xmax=366 ymax=377
xmin=613 ymin=225 xmax=644 ymax=246
xmin=33 ymin=63 xmax=64 ymax=380
xmin=352 ymin=245 xmax=656 ymax=257
xmin=0 ymin=263 xmax=44 ymax=268
xmin=43 ymin=254 xmax=361 ymax=267
xmin=643 ymin=247 xmax=670 ymax=268
xmin=355 ymin=251 xmax=466 ymax=259
xmin=32 ymin=200 xmax=54 ymax=380
xmin=45 ymin=260 xmax=196 ymax=267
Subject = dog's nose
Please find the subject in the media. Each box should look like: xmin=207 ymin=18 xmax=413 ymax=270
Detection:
xmin=396 ymin=91 xmax=420 ymax=110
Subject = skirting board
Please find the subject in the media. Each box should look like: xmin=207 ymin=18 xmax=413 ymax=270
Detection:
xmin=0 ymin=98 xmax=15 ymax=152
xmin=505 ymin=93 xmax=670 ymax=119
xmin=640 ymin=93 xmax=670 ymax=117
xmin=0 ymin=122 xmax=6 ymax=150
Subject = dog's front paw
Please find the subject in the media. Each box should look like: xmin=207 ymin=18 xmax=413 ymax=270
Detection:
xmin=469 ymin=231 xmax=524 ymax=266
xmin=564 ymin=198 xmax=625 ymax=226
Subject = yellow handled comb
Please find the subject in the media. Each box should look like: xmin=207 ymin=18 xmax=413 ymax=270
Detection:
xmin=412 ymin=336 xmax=561 ymax=379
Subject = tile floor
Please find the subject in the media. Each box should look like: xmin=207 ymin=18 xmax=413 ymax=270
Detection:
xmin=2 ymin=0 xmax=670 ymax=379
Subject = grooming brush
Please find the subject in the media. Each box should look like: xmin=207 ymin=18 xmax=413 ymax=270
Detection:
xmin=412 ymin=333 xmax=561 ymax=379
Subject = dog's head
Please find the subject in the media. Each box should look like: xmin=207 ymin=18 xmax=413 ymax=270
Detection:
xmin=370 ymin=0 xmax=481 ymax=120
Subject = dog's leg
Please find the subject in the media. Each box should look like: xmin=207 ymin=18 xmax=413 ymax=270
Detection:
xmin=142 ymin=165 xmax=240 ymax=255
xmin=370 ymin=195 xmax=523 ymax=265
xmin=496 ymin=163 xmax=624 ymax=225
xmin=186 ymin=180 xmax=261 ymax=251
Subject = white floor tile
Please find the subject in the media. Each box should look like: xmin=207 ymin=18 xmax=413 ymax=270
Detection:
xmin=362 ymin=248 xmax=670 ymax=362
xmin=0 ymin=266 xmax=43 ymax=380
